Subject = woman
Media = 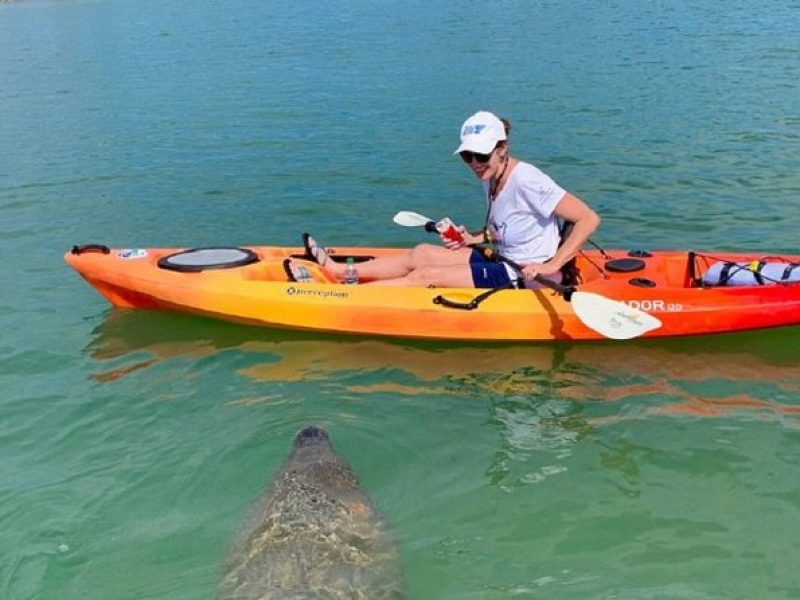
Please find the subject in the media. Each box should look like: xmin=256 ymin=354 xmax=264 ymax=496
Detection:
xmin=287 ymin=110 xmax=600 ymax=287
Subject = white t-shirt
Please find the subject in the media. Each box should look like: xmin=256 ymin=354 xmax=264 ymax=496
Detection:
xmin=483 ymin=162 xmax=567 ymax=277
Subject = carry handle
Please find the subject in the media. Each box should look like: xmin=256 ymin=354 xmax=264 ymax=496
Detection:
xmin=71 ymin=244 xmax=111 ymax=255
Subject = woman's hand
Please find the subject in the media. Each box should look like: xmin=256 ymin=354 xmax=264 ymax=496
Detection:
xmin=441 ymin=225 xmax=479 ymax=250
xmin=520 ymin=261 xmax=561 ymax=282
xmin=461 ymin=229 xmax=484 ymax=246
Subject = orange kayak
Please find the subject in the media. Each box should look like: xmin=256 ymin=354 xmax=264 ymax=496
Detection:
xmin=64 ymin=244 xmax=800 ymax=341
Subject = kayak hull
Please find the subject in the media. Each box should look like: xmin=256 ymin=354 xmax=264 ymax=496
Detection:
xmin=64 ymin=245 xmax=800 ymax=341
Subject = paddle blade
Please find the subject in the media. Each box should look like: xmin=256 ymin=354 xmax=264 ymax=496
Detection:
xmin=571 ymin=291 xmax=662 ymax=340
xmin=393 ymin=211 xmax=432 ymax=227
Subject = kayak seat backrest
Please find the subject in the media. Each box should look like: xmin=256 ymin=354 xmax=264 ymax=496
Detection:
xmin=701 ymin=260 xmax=800 ymax=286
xmin=558 ymin=219 xmax=580 ymax=285
xmin=158 ymin=247 xmax=259 ymax=272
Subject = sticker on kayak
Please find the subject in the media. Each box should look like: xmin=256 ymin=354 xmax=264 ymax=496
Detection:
xmin=624 ymin=299 xmax=684 ymax=312
xmin=286 ymin=287 xmax=349 ymax=300
xmin=118 ymin=249 xmax=148 ymax=259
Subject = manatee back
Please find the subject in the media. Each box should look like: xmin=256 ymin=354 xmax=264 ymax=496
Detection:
xmin=218 ymin=428 xmax=404 ymax=599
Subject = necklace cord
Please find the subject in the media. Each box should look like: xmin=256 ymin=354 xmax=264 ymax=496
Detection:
xmin=483 ymin=155 xmax=510 ymax=243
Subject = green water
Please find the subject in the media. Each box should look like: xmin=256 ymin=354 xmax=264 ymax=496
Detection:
xmin=1 ymin=1 xmax=799 ymax=598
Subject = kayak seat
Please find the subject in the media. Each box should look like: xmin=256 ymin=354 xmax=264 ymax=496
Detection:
xmin=158 ymin=247 xmax=259 ymax=273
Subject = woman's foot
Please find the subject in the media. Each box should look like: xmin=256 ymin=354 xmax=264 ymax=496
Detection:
xmin=302 ymin=233 xmax=329 ymax=267
xmin=282 ymin=258 xmax=313 ymax=283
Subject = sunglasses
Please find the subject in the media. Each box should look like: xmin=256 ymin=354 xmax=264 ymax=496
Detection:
xmin=459 ymin=150 xmax=494 ymax=164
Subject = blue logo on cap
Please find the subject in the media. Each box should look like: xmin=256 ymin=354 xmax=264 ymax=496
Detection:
xmin=462 ymin=124 xmax=487 ymax=136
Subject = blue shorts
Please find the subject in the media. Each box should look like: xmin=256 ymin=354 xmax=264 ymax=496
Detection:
xmin=469 ymin=249 xmax=517 ymax=288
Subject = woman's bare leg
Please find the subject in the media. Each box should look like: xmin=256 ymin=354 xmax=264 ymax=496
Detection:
xmin=325 ymin=243 xmax=472 ymax=280
xmin=366 ymin=263 xmax=476 ymax=288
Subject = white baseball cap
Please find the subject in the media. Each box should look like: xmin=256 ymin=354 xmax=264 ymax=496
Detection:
xmin=454 ymin=111 xmax=507 ymax=155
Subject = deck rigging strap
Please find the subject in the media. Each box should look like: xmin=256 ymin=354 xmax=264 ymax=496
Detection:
xmin=695 ymin=252 xmax=800 ymax=286
xmin=433 ymin=284 xmax=515 ymax=311
xmin=782 ymin=263 xmax=800 ymax=282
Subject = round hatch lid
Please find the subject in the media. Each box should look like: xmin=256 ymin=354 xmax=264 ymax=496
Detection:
xmin=157 ymin=247 xmax=259 ymax=272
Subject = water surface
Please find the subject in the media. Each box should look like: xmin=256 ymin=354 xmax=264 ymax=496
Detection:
xmin=1 ymin=0 xmax=799 ymax=598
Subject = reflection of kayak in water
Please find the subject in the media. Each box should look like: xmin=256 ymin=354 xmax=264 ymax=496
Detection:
xmin=86 ymin=310 xmax=800 ymax=422
xmin=88 ymin=311 xmax=800 ymax=389
xmin=66 ymin=243 xmax=800 ymax=341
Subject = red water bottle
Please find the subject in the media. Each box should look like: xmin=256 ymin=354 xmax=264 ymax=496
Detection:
xmin=436 ymin=217 xmax=464 ymax=243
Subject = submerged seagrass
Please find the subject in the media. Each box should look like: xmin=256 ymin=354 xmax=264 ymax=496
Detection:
xmin=218 ymin=426 xmax=404 ymax=600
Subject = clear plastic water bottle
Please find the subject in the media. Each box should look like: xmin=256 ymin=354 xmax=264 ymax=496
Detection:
xmin=343 ymin=257 xmax=359 ymax=285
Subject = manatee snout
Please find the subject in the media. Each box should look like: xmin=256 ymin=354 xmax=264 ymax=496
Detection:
xmin=290 ymin=426 xmax=339 ymax=471
xmin=293 ymin=425 xmax=330 ymax=448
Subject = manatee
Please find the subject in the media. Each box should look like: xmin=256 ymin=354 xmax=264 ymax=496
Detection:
xmin=219 ymin=426 xmax=404 ymax=600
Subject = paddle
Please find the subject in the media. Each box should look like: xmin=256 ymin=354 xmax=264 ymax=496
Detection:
xmin=392 ymin=210 xmax=662 ymax=340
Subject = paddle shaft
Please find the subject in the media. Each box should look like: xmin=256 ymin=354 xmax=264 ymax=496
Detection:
xmin=422 ymin=220 xmax=575 ymax=300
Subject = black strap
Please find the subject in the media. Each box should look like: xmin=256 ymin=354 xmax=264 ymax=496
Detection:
xmin=558 ymin=219 xmax=575 ymax=244
xmin=718 ymin=262 xmax=735 ymax=284
xmin=782 ymin=263 xmax=800 ymax=282
xmin=718 ymin=260 xmax=769 ymax=285
xmin=688 ymin=251 xmax=700 ymax=286
xmin=433 ymin=284 xmax=515 ymax=311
